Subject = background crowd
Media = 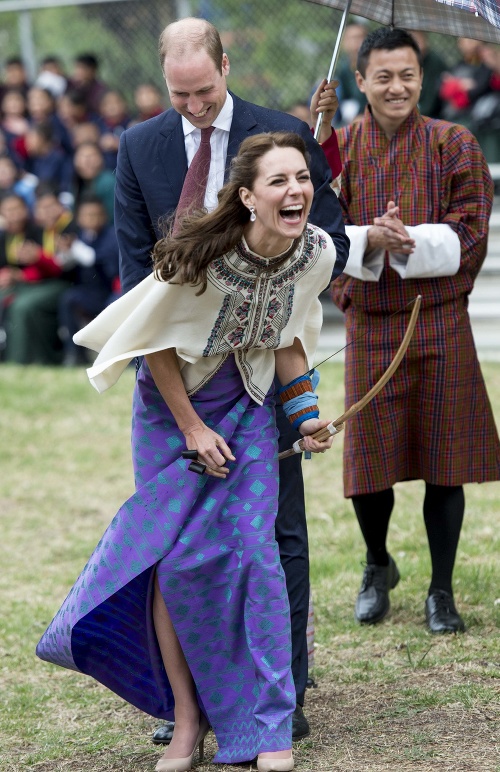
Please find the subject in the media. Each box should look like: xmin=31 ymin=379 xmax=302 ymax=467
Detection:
xmin=0 ymin=52 xmax=165 ymax=366
xmin=332 ymin=24 xmax=500 ymax=163
xmin=1 ymin=28 xmax=499 ymax=367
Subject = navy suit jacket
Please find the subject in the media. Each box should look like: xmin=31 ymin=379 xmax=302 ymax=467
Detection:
xmin=115 ymin=92 xmax=349 ymax=293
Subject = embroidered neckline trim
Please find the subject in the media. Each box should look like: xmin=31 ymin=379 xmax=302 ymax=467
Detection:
xmin=235 ymin=234 xmax=303 ymax=272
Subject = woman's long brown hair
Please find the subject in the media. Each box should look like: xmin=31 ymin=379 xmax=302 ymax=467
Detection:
xmin=153 ymin=131 xmax=310 ymax=294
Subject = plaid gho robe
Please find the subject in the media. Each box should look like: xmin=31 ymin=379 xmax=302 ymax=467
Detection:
xmin=332 ymin=107 xmax=500 ymax=496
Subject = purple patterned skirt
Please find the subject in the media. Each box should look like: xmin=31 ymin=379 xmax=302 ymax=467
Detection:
xmin=36 ymin=356 xmax=294 ymax=763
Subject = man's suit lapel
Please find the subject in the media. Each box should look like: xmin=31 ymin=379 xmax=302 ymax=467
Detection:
xmin=155 ymin=97 xmax=260 ymax=190
xmin=158 ymin=110 xmax=188 ymax=202
xmin=226 ymin=94 xmax=258 ymax=179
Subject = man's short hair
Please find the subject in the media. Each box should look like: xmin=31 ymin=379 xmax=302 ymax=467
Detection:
xmin=74 ymin=53 xmax=99 ymax=70
xmin=30 ymin=121 xmax=54 ymax=145
xmin=5 ymin=56 xmax=24 ymax=68
xmin=357 ymin=27 xmax=423 ymax=77
xmin=41 ymin=55 xmax=63 ymax=67
xmin=158 ymin=18 xmax=224 ymax=73
xmin=64 ymin=88 xmax=88 ymax=107
xmin=77 ymin=193 xmax=106 ymax=211
xmin=35 ymin=181 xmax=60 ymax=200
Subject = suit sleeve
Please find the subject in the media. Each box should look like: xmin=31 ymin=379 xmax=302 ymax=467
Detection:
xmin=299 ymin=123 xmax=349 ymax=279
xmin=96 ymin=227 xmax=120 ymax=283
xmin=115 ymin=131 xmax=158 ymax=293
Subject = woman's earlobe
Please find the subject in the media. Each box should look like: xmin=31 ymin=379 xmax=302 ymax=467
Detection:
xmin=239 ymin=187 xmax=252 ymax=208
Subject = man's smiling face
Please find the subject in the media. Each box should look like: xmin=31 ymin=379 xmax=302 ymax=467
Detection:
xmin=355 ymin=46 xmax=423 ymax=136
xmin=163 ymin=49 xmax=230 ymax=129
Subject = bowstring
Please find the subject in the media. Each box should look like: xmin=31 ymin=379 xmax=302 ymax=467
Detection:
xmin=308 ymin=296 xmax=419 ymax=375
xmin=273 ymin=296 xmax=419 ymax=398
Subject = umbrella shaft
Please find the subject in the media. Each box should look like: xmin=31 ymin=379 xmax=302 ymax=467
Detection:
xmin=313 ymin=0 xmax=354 ymax=141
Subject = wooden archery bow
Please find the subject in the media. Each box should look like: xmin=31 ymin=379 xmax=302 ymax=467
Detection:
xmin=278 ymin=295 xmax=422 ymax=461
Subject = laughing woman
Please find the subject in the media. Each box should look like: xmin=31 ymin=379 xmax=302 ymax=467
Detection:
xmin=36 ymin=132 xmax=336 ymax=772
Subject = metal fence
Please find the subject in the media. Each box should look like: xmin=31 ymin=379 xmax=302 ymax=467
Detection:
xmin=0 ymin=0 xmax=461 ymax=111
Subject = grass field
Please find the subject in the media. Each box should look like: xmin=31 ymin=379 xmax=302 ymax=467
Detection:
xmin=1 ymin=363 xmax=499 ymax=772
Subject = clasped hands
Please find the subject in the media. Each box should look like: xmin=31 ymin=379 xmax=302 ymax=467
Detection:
xmin=367 ymin=200 xmax=415 ymax=255
xmin=183 ymin=418 xmax=335 ymax=478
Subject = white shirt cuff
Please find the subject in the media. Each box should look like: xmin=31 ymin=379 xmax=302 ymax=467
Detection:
xmin=344 ymin=225 xmax=384 ymax=281
xmin=389 ymin=224 xmax=460 ymax=279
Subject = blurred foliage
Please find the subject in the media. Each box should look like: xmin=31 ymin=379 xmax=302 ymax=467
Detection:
xmin=196 ymin=0 xmax=345 ymax=108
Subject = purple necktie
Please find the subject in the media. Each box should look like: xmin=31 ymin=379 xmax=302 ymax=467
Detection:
xmin=173 ymin=126 xmax=215 ymax=235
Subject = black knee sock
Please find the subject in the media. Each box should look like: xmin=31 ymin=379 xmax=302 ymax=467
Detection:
xmin=352 ymin=488 xmax=394 ymax=566
xmin=423 ymin=483 xmax=464 ymax=596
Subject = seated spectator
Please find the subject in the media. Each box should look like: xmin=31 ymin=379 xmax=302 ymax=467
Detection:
xmin=0 ymin=155 xmax=38 ymax=211
xmin=57 ymin=89 xmax=97 ymax=132
xmin=34 ymin=183 xmax=77 ymax=254
xmin=38 ymin=55 xmax=66 ymax=80
xmin=439 ymin=37 xmax=493 ymax=127
xmin=0 ymin=192 xmax=68 ymax=364
xmin=480 ymin=44 xmax=500 ymax=84
xmin=132 ymin=83 xmax=164 ymax=123
xmin=68 ymin=53 xmax=108 ymax=113
xmin=410 ymin=31 xmax=447 ymax=118
xmin=469 ymin=44 xmax=500 ymax=163
xmin=286 ymin=102 xmax=312 ymax=125
xmin=0 ymin=128 xmax=7 ymax=156
xmin=27 ymin=86 xmax=73 ymax=155
xmin=72 ymin=141 xmax=115 ymax=222
xmin=96 ymin=89 xmax=131 ymax=169
xmin=28 ymin=85 xmax=57 ymax=123
xmin=70 ymin=121 xmax=101 ymax=151
xmin=1 ymin=89 xmax=30 ymax=149
xmin=64 ymin=122 xmax=102 ymax=209
xmin=34 ymin=55 xmax=68 ymax=99
xmin=57 ymin=195 xmax=119 ymax=366
xmin=1 ymin=57 xmax=29 ymax=99
xmin=14 ymin=122 xmax=73 ymax=193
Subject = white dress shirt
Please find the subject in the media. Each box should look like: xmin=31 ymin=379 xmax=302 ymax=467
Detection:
xmin=181 ymin=92 xmax=234 ymax=211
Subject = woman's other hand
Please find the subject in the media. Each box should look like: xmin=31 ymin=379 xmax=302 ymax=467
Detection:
xmin=146 ymin=348 xmax=235 ymax=479
xmin=183 ymin=422 xmax=236 ymax=479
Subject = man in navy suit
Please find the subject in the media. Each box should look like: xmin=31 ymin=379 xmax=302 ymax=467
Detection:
xmin=115 ymin=16 xmax=349 ymax=743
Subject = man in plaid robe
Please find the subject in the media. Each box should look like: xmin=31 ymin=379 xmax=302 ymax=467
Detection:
xmin=320 ymin=27 xmax=500 ymax=633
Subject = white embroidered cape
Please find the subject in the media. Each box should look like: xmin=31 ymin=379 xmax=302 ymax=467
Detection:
xmin=74 ymin=224 xmax=336 ymax=404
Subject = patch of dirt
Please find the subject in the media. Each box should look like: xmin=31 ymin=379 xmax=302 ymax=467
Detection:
xmin=12 ymin=669 xmax=500 ymax=772
xmin=298 ymin=679 xmax=499 ymax=771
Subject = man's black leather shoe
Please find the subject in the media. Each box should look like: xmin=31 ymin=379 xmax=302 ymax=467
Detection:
xmin=425 ymin=590 xmax=466 ymax=633
xmin=292 ymin=704 xmax=310 ymax=741
xmin=151 ymin=720 xmax=175 ymax=744
xmin=354 ymin=555 xmax=400 ymax=624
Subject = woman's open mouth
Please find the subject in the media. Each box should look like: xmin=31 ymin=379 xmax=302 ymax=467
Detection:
xmin=279 ymin=205 xmax=304 ymax=224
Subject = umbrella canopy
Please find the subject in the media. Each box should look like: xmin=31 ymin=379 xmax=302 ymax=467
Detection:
xmin=305 ymin=0 xmax=500 ymax=44
xmin=435 ymin=0 xmax=500 ymax=32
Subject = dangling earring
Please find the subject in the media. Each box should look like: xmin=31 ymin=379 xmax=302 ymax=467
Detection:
xmin=249 ymin=206 xmax=256 ymax=222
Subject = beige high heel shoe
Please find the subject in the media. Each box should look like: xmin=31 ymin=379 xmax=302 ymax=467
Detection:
xmin=154 ymin=715 xmax=210 ymax=772
xmin=257 ymin=752 xmax=294 ymax=772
